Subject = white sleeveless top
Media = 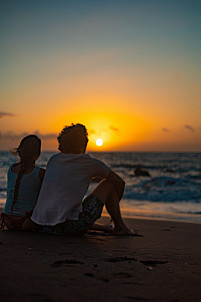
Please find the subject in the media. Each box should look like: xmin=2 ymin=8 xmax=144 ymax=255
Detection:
xmin=4 ymin=165 xmax=42 ymax=216
xmin=31 ymin=153 xmax=110 ymax=225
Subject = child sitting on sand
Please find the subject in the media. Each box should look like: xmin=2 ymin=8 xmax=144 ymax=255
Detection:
xmin=31 ymin=123 xmax=136 ymax=236
xmin=1 ymin=135 xmax=45 ymax=231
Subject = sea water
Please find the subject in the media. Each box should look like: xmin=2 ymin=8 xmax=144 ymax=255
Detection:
xmin=1 ymin=151 xmax=201 ymax=223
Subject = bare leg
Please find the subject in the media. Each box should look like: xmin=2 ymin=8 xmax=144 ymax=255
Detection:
xmin=90 ymin=180 xmax=137 ymax=235
xmin=21 ymin=218 xmax=38 ymax=232
xmin=3 ymin=215 xmax=13 ymax=230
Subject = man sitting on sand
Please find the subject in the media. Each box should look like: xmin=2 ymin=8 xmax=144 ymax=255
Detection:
xmin=31 ymin=123 xmax=135 ymax=236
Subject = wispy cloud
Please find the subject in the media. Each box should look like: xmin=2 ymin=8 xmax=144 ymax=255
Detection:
xmin=0 ymin=111 xmax=15 ymax=118
xmin=110 ymin=126 xmax=119 ymax=132
xmin=0 ymin=131 xmax=28 ymax=140
xmin=162 ymin=127 xmax=170 ymax=132
xmin=184 ymin=124 xmax=195 ymax=132
xmin=33 ymin=130 xmax=57 ymax=140
xmin=89 ymin=129 xmax=96 ymax=134
xmin=0 ymin=131 xmax=57 ymax=140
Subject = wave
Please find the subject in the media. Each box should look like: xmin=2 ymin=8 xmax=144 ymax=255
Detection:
xmin=1 ymin=151 xmax=201 ymax=207
xmin=112 ymin=163 xmax=201 ymax=175
xmin=124 ymin=176 xmax=201 ymax=203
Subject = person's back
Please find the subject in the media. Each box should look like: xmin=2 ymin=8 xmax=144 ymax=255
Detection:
xmin=1 ymin=135 xmax=45 ymax=231
xmin=31 ymin=123 xmax=137 ymax=236
xmin=5 ymin=165 xmax=42 ymax=216
xmin=32 ymin=152 xmax=110 ymax=225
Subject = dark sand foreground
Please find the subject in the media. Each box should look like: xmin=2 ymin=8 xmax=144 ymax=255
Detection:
xmin=0 ymin=216 xmax=201 ymax=302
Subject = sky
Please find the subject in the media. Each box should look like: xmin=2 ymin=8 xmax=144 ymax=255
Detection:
xmin=0 ymin=0 xmax=201 ymax=151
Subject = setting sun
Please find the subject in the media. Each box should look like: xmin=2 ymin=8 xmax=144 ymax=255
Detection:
xmin=96 ymin=138 xmax=103 ymax=147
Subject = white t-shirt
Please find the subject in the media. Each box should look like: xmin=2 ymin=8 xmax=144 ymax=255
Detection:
xmin=31 ymin=153 xmax=110 ymax=225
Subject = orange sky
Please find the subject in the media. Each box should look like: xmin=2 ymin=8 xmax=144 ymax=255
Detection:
xmin=1 ymin=1 xmax=201 ymax=151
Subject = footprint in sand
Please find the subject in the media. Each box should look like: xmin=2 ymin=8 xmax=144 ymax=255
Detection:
xmin=84 ymin=272 xmax=94 ymax=277
xmin=84 ymin=273 xmax=109 ymax=282
xmin=140 ymin=260 xmax=168 ymax=267
xmin=126 ymin=296 xmax=149 ymax=301
xmin=112 ymin=272 xmax=132 ymax=278
xmin=97 ymin=277 xmax=110 ymax=282
xmin=105 ymin=256 xmax=137 ymax=263
xmin=51 ymin=259 xmax=83 ymax=267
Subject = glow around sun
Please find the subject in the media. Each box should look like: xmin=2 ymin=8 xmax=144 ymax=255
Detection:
xmin=96 ymin=138 xmax=103 ymax=146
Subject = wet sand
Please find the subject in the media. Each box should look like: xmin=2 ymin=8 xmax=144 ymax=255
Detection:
xmin=0 ymin=216 xmax=201 ymax=302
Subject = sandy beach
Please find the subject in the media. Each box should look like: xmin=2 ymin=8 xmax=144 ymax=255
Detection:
xmin=1 ymin=215 xmax=201 ymax=302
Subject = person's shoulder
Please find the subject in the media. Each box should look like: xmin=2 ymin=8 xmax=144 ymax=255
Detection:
xmin=89 ymin=156 xmax=104 ymax=164
xmin=85 ymin=153 xmax=96 ymax=160
xmin=82 ymin=153 xmax=90 ymax=159
xmin=50 ymin=152 xmax=60 ymax=159
xmin=43 ymin=153 xmax=59 ymax=169
xmin=88 ymin=156 xmax=110 ymax=177
xmin=89 ymin=156 xmax=110 ymax=169
xmin=47 ymin=153 xmax=61 ymax=163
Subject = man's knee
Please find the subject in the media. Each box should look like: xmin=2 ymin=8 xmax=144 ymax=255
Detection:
xmin=99 ymin=179 xmax=115 ymax=192
xmin=92 ymin=179 xmax=115 ymax=203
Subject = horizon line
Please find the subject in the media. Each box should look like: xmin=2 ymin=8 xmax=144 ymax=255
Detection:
xmin=1 ymin=149 xmax=201 ymax=153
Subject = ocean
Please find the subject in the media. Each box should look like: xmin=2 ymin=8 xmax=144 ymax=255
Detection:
xmin=1 ymin=151 xmax=201 ymax=224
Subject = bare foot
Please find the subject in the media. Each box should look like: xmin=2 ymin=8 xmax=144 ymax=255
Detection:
xmin=90 ymin=223 xmax=114 ymax=233
xmin=113 ymin=226 xmax=142 ymax=236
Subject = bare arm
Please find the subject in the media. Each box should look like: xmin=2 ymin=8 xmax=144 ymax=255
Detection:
xmin=106 ymin=170 xmax=125 ymax=201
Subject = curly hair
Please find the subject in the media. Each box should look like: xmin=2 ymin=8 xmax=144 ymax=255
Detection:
xmin=57 ymin=123 xmax=88 ymax=153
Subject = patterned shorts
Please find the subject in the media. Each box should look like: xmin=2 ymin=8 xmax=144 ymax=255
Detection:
xmin=42 ymin=194 xmax=103 ymax=236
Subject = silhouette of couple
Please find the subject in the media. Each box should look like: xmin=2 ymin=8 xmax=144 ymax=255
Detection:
xmin=1 ymin=124 xmax=136 ymax=236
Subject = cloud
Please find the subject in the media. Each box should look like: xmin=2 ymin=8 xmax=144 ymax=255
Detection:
xmin=0 ymin=111 xmax=15 ymax=118
xmin=0 ymin=131 xmax=57 ymax=140
xmin=0 ymin=131 xmax=28 ymax=140
xmin=110 ymin=126 xmax=119 ymax=132
xmin=184 ymin=124 xmax=195 ymax=132
xmin=88 ymin=129 xmax=96 ymax=134
xmin=33 ymin=130 xmax=57 ymax=140
xmin=162 ymin=128 xmax=170 ymax=132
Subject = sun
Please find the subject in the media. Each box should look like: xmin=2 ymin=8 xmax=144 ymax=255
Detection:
xmin=96 ymin=138 xmax=103 ymax=146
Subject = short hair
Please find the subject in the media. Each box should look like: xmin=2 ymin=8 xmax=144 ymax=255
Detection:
xmin=57 ymin=123 xmax=88 ymax=153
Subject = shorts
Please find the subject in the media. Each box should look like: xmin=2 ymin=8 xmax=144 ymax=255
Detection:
xmin=42 ymin=194 xmax=103 ymax=236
